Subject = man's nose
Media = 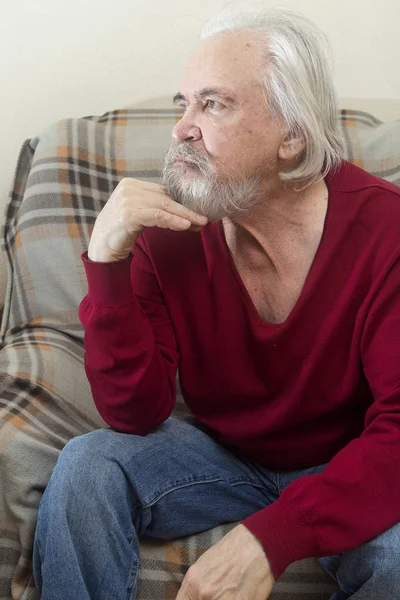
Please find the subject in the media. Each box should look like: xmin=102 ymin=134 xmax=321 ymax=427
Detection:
xmin=172 ymin=113 xmax=202 ymax=143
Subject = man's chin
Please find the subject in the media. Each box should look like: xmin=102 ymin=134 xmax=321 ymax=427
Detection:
xmin=173 ymin=159 xmax=196 ymax=167
xmin=169 ymin=193 xmax=228 ymax=223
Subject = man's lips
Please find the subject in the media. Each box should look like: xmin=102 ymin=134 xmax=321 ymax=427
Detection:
xmin=174 ymin=158 xmax=195 ymax=165
xmin=171 ymin=157 xmax=211 ymax=172
xmin=172 ymin=159 xmax=202 ymax=171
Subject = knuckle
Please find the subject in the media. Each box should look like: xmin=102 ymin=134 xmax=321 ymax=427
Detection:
xmin=119 ymin=197 xmax=129 ymax=211
xmin=185 ymin=567 xmax=201 ymax=590
xmin=185 ymin=566 xmax=196 ymax=584
xmin=119 ymin=206 xmax=131 ymax=221
xmin=116 ymin=178 xmax=128 ymax=192
xmin=162 ymin=194 xmax=172 ymax=210
xmin=183 ymin=568 xmax=216 ymax=600
xmin=121 ymin=176 xmax=136 ymax=186
xmin=153 ymin=209 xmax=165 ymax=222
xmin=117 ymin=177 xmax=137 ymax=194
xmin=119 ymin=195 xmax=137 ymax=215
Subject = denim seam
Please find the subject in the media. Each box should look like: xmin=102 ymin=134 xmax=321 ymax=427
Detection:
xmin=142 ymin=476 xmax=265 ymax=508
xmin=142 ymin=477 xmax=226 ymax=507
xmin=126 ymin=534 xmax=140 ymax=600
xmin=276 ymin=469 xmax=282 ymax=494
xmin=33 ymin=537 xmax=42 ymax=591
xmin=336 ymin=572 xmax=355 ymax=596
xmin=229 ymin=480 xmax=270 ymax=491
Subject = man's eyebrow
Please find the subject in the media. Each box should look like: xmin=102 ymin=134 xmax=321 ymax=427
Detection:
xmin=173 ymin=88 xmax=236 ymax=105
xmin=173 ymin=92 xmax=185 ymax=105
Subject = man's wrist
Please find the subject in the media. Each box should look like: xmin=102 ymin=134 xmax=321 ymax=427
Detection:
xmin=87 ymin=246 xmax=130 ymax=263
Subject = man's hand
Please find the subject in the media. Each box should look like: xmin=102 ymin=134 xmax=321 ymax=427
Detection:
xmin=88 ymin=178 xmax=208 ymax=263
xmin=176 ymin=524 xmax=275 ymax=600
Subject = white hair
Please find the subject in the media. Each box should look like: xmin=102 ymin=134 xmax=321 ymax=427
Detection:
xmin=201 ymin=6 xmax=344 ymax=186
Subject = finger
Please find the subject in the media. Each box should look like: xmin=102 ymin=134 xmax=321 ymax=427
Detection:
xmin=118 ymin=183 xmax=207 ymax=225
xmin=129 ymin=208 xmax=193 ymax=232
xmin=121 ymin=178 xmax=166 ymax=192
xmin=175 ymin=583 xmax=191 ymax=600
xmin=155 ymin=194 xmax=208 ymax=225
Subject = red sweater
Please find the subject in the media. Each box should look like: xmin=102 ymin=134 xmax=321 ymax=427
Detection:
xmin=79 ymin=161 xmax=400 ymax=579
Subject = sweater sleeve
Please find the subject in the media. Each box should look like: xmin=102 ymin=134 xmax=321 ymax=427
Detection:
xmin=78 ymin=236 xmax=179 ymax=434
xmin=243 ymin=255 xmax=400 ymax=580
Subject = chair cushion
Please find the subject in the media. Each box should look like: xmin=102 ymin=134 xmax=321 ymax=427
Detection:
xmin=338 ymin=109 xmax=400 ymax=185
xmin=1 ymin=106 xmax=399 ymax=599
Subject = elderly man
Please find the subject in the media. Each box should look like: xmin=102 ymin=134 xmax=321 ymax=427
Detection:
xmin=33 ymin=8 xmax=400 ymax=600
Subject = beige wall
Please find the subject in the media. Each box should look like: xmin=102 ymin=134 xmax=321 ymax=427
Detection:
xmin=0 ymin=0 xmax=399 ymax=302
xmin=1 ymin=0 xmax=400 ymax=214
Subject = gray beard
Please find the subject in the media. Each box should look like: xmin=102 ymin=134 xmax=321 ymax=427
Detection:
xmin=162 ymin=143 xmax=264 ymax=222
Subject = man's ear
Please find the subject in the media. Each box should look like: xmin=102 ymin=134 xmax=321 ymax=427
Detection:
xmin=278 ymin=130 xmax=306 ymax=161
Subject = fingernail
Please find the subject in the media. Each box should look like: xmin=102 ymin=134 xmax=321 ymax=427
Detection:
xmin=197 ymin=215 xmax=208 ymax=223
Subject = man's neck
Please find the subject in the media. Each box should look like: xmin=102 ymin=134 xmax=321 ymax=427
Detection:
xmin=222 ymin=177 xmax=329 ymax=277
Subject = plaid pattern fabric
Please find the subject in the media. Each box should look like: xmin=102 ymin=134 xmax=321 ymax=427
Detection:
xmin=338 ymin=110 xmax=400 ymax=185
xmin=0 ymin=107 xmax=399 ymax=600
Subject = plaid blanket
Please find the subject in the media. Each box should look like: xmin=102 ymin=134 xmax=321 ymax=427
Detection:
xmin=0 ymin=107 xmax=399 ymax=600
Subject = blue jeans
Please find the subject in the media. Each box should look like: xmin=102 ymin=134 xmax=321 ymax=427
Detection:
xmin=33 ymin=417 xmax=400 ymax=599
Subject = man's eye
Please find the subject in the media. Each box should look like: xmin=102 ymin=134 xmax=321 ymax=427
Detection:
xmin=205 ymin=100 xmax=224 ymax=111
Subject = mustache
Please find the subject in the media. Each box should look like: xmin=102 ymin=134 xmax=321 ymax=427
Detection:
xmin=164 ymin=143 xmax=212 ymax=175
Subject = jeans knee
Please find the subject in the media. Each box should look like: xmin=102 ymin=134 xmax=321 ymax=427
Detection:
xmin=338 ymin=523 xmax=400 ymax=593
xmin=366 ymin=525 xmax=400 ymax=582
xmin=42 ymin=429 xmax=127 ymax=509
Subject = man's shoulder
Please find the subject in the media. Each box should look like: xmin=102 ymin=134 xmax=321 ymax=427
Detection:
xmin=329 ymin=161 xmax=400 ymax=236
xmin=330 ymin=160 xmax=400 ymax=199
xmin=327 ymin=161 xmax=400 ymax=264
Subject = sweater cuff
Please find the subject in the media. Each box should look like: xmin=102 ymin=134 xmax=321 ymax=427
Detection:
xmin=242 ymin=494 xmax=319 ymax=580
xmin=81 ymin=251 xmax=134 ymax=305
